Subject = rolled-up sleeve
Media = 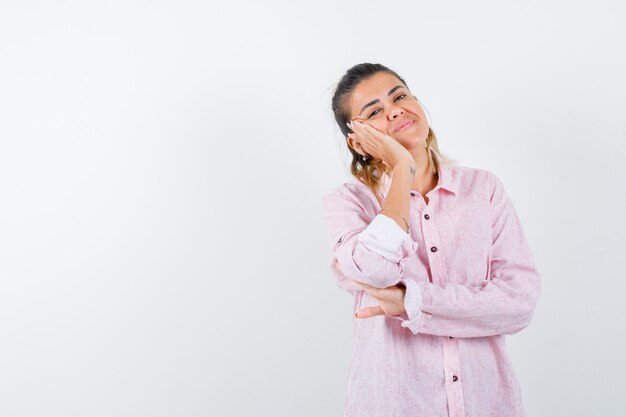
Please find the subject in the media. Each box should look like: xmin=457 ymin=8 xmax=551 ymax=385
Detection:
xmin=386 ymin=277 xmax=431 ymax=333
xmin=359 ymin=213 xmax=414 ymax=260
xmin=322 ymin=187 xmax=419 ymax=290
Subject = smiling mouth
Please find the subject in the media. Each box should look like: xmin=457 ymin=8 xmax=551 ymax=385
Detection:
xmin=396 ymin=120 xmax=415 ymax=132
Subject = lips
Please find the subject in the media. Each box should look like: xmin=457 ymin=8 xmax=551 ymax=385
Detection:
xmin=394 ymin=119 xmax=415 ymax=133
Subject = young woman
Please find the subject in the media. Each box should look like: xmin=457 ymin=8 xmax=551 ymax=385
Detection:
xmin=321 ymin=63 xmax=541 ymax=417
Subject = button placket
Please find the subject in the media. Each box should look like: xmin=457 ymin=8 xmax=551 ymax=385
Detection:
xmin=422 ymin=209 xmax=440 ymax=284
xmin=419 ymin=196 xmax=464 ymax=415
xmin=442 ymin=337 xmax=466 ymax=417
xmin=410 ymin=190 xmax=431 ymax=207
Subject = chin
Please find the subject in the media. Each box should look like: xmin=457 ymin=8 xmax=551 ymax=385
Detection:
xmin=415 ymin=126 xmax=430 ymax=142
xmin=401 ymin=132 xmax=428 ymax=148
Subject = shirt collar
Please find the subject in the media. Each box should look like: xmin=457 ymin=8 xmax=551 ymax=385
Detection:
xmin=379 ymin=163 xmax=458 ymax=200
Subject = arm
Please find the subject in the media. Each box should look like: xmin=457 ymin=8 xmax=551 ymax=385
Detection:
xmin=321 ymin=163 xmax=418 ymax=290
xmin=395 ymin=173 xmax=542 ymax=337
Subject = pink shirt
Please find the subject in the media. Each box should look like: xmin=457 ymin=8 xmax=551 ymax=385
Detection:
xmin=321 ymin=163 xmax=541 ymax=417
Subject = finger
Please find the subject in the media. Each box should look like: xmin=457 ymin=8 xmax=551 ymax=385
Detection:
xmin=365 ymin=286 xmax=382 ymax=295
xmin=353 ymin=138 xmax=376 ymax=159
xmin=346 ymin=120 xmax=360 ymax=132
xmin=353 ymin=280 xmax=376 ymax=290
xmin=354 ymin=282 xmax=373 ymax=293
xmin=355 ymin=305 xmax=385 ymax=318
xmin=366 ymin=289 xmax=390 ymax=304
xmin=361 ymin=287 xmax=386 ymax=302
xmin=351 ymin=122 xmax=375 ymax=142
xmin=355 ymin=122 xmax=386 ymax=145
xmin=351 ymin=124 xmax=379 ymax=153
xmin=352 ymin=121 xmax=373 ymax=135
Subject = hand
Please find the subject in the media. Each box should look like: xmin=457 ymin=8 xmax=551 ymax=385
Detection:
xmin=346 ymin=120 xmax=413 ymax=170
xmin=353 ymin=281 xmax=407 ymax=319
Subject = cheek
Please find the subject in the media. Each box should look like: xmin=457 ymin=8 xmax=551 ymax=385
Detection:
xmin=413 ymin=103 xmax=426 ymax=118
xmin=405 ymin=102 xmax=421 ymax=116
xmin=370 ymin=121 xmax=388 ymax=133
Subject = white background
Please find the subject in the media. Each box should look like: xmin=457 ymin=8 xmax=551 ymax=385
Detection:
xmin=1 ymin=1 xmax=625 ymax=416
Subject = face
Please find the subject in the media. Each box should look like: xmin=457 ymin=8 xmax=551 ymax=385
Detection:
xmin=347 ymin=71 xmax=429 ymax=150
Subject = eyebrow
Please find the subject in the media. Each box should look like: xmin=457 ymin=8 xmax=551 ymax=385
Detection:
xmin=358 ymin=85 xmax=406 ymax=116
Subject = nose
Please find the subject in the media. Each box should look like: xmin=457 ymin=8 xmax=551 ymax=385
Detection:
xmin=388 ymin=106 xmax=404 ymax=120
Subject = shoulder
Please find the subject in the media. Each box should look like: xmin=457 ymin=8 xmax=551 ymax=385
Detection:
xmin=447 ymin=164 xmax=504 ymax=201
xmin=449 ymin=164 xmax=497 ymax=183
xmin=322 ymin=180 xmax=380 ymax=213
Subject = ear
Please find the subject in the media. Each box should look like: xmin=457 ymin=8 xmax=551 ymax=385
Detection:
xmin=346 ymin=135 xmax=365 ymax=157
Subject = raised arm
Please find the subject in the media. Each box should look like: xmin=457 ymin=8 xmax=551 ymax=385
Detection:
xmin=322 ymin=162 xmax=418 ymax=290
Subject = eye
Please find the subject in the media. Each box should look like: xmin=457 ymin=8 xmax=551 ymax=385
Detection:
xmin=367 ymin=94 xmax=407 ymax=118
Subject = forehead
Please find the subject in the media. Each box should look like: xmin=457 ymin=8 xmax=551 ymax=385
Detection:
xmin=348 ymin=72 xmax=405 ymax=117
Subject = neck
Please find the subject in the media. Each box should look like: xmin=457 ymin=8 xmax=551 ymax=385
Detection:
xmin=408 ymin=144 xmax=438 ymax=195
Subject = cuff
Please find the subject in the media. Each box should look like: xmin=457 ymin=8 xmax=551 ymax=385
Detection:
xmin=358 ymin=214 xmax=418 ymax=261
xmin=389 ymin=278 xmax=430 ymax=335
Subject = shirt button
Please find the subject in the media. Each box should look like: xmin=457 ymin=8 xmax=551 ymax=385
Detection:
xmin=448 ymin=336 xmax=453 ymax=339
xmin=452 ymin=375 xmax=458 ymax=382
xmin=430 ymin=246 xmax=438 ymax=252
xmin=424 ymin=213 xmax=430 ymax=220
xmin=410 ymin=192 xmax=416 ymax=197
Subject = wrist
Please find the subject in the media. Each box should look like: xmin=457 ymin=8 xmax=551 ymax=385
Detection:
xmin=392 ymin=160 xmax=416 ymax=177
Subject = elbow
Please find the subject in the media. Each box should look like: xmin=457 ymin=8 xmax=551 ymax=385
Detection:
xmin=503 ymin=295 xmax=539 ymax=336
xmin=333 ymin=234 xmax=415 ymax=288
xmin=502 ymin=312 xmax=535 ymax=336
xmin=335 ymin=250 xmax=405 ymax=288
xmin=365 ymin=270 xmax=404 ymax=288
xmin=504 ymin=272 xmax=542 ymax=335
xmin=503 ymin=313 xmax=533 ymax=335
